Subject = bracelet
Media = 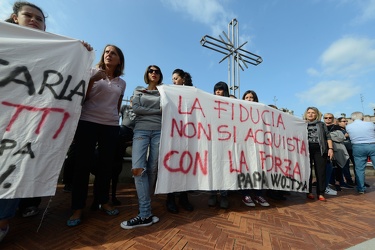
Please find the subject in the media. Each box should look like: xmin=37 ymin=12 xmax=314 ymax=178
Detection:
xmin=328 ymin=148 xmax=333 ymax=150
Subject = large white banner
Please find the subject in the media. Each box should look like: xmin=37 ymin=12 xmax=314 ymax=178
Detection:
xmin=0 ymin=22 xmax=95 ymax=198
xmin=156 ymin=85 xmax=310 ymax=194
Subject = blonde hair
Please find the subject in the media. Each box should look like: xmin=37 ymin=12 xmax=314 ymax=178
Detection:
xmin=303 ymin=106 xmax=322 ymax=121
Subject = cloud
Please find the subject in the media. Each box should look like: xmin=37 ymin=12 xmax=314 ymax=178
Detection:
xmin=319 ymin=36 xmax=375 ymax=76
xmin=307 ymin=67 xmax=320 ymax=76
xmin=352 ymin=0 xmax=375 ymax=24
xmin=296 ymin=80 xmax=360 ymax=106
xmin=304 ymin=34 xmax=375 ymax=114
xmin=161 ymin=0 xmax=256 ymax=55
xmin=161 ymin=0 xmax=235 ymax=35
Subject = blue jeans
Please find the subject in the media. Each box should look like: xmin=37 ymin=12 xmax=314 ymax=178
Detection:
xmin=0 ymin=199 xmax=20 ymax=220
xmin=341 ymin=159 xmax=353 ymax=184
xmin=325 ymin=161 xmax=333 ymax=187
xmin=132 ymin=130 xmax=161 ymax=218
xmin=352 ymin=143 xmax=375 ymax=192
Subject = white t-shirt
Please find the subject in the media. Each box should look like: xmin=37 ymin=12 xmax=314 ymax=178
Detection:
xmin=80 ymin=68 xmax=126 ymax=126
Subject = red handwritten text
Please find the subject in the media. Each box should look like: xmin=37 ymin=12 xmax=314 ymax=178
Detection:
xmin=2 ymin=101 xmax=70 ymax=139
xmin=163 ymin=150 xmax=208 ymax=175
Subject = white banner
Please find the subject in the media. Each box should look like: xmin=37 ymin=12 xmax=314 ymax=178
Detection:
xmin=155 ymin=85 xmax=310 ymax=194
xmin=0 ymin=22 xmax=95 ymax=198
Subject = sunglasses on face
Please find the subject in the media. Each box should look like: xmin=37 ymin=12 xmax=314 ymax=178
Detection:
xmin=324 ymin=117 xmax=333 ymax=119
xmin=148 ymin=69 xmax=160 ymax=75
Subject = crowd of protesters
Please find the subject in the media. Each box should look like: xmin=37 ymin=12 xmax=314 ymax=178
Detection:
xmin=1 ymin=1 xmax=375 ymax=243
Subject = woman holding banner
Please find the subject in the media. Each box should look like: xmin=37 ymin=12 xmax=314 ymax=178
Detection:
xmin=304 ymin=107 xmax=334 ymax=201
xmin=208 ymin=81 xmax=231 ymax=209
xmin=120 ymin=65 xmax=163 ymax=229
xmin=1 ymin=2 xmax=47 ymax=228
xmin=1 ymin=1 xmax=47 ymax=242
xmin=1 ymin=0 xmax=92 ymax=240
xmin=67 ymin=45 xmax=125 ymax=227
xmin=166 ymin=69 xmax=194 ymax=214
xmin=240 ymin=90 xmax=271 ymax=207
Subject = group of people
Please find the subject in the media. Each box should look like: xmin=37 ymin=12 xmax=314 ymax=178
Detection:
xmin=304 ymin=107 xmax=375 ymax=202
xmin=2 ymin=0 xmax=375 ymax=243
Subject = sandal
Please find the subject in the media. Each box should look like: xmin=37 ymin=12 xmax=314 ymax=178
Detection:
xmin=99 ymin=204 xmax=119 ymax=216
xmin=67 ymin=210 xmax=82 ymax=227
xmin=67 ymin=218 xmax=81 ymax=227
xmin=306 ymin=193 xmax=315 ymax=200
xmin=318 ymin=196 xmax=327 ymax=202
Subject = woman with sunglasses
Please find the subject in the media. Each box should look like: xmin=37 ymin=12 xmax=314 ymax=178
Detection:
xmin=304 ymin=107 xmax=334 ymax=202
xmin=121 ymin=65 xmax=163 ymax=229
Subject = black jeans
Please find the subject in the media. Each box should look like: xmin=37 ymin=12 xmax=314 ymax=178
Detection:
xmin=62 ymin=141 xmax=77 ymax=185
xmin=309 ymin=144 xmax=327 ymax=196
xmin=71 ymin=120 xmax=119 ymax=210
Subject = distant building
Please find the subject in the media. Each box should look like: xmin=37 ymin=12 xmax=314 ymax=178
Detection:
xmin=341 ymin=108 xmax=375 ymax=123
xmin=279 ymin=108 xmax=294 ymax=115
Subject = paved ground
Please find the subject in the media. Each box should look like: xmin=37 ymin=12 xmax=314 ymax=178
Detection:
xmin=2 ymin=175 xmax=375 ymax=249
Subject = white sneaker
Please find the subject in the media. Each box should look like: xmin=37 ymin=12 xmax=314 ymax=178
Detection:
xmin=151 ymin=215 xmax=159 ymax=224
xmin=325 ymin=187 xmax=337 ymax=196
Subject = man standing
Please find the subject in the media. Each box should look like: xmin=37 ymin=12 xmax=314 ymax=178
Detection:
xmin=346 ymin=112 xmax=375 ymax=194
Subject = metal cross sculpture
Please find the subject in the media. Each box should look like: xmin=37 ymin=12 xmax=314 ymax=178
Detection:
xmin=200 ymin=18 xmax=262 ymax=98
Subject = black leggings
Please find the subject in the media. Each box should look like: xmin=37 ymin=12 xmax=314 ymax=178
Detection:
xmin=309 ymin=144 xmax=327 ymax=196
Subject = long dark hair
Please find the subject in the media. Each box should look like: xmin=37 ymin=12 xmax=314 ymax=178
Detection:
xmin=242 ymin=90 xmax=259 ymax=102
xmin=173 ymin=68 xmax=193 ymax=86
xmin=5 ymin=1 xmax=46 ymax=23
xmin=213 ymin=81 xmax=229 ymax=97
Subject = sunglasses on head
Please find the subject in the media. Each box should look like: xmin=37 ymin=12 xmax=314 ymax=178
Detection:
xmin=148 ymin=69 xmax=160 ymax=75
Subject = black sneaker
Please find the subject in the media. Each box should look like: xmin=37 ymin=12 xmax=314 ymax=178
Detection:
xmin=120 ymin=216 xmax=152 ymax=229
